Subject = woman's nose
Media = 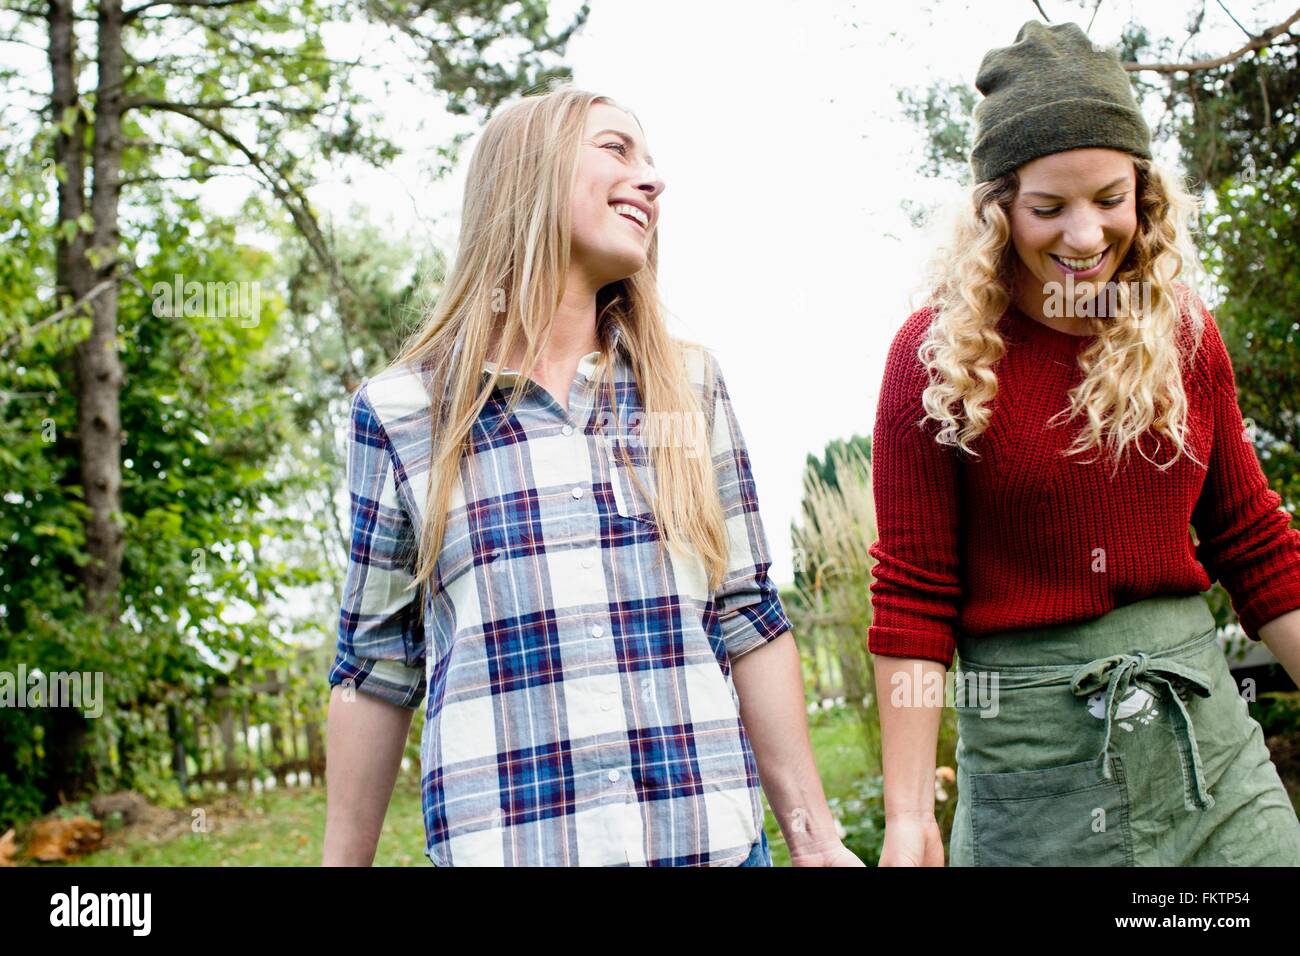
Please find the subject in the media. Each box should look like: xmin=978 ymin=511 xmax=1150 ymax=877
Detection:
xmin=635 ymin=163 xmax=664 ymax=199
xmin=1062 ymin=210 xmax=1105 ymax=252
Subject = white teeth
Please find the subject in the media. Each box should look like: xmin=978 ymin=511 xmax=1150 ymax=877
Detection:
xmin=611 ymin=203 xmax=648 ymax=227
xmin=1054 ymin=250 xmax=1105 ymax=271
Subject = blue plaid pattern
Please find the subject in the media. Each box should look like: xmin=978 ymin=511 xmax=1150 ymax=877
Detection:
xmin=329 ymin=331 xmax=792 ymax=866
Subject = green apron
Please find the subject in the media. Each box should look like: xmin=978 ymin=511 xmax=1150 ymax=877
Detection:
xmin=948 ymin=594 xmax=1300 ymax=866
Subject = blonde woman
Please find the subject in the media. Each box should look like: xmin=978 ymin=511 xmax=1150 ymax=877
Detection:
xmin=870 ymin=22 xmax=1300 ymax=866
xmin=321 ymin=88 xmax=860 ymax=867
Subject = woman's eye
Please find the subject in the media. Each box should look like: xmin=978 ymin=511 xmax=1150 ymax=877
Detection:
xmin=1031 ymin=207 xmax=1062 ymax=218
xmin=1098 ymin=196 xmax=1126 ymax=207
xmin=603 ymin=142 xmax=628 ymax=156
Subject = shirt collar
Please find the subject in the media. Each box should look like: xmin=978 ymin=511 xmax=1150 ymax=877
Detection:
xmin=480 ymin=321 xmax=628 ymax=384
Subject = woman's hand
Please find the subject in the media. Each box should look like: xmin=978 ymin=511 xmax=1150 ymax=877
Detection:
xmin=878 ymin=811 xmax=945 ymax=866
xmin=789 ymin=838 xmax=868 ymax=867
xmin=874 ymin=656 xmax=946 ymax=866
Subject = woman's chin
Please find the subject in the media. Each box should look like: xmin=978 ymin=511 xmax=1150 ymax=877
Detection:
xmin=601 ymin=250 xmax=649 ymax=284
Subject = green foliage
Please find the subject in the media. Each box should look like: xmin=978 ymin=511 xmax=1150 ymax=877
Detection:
xmin=897 ymin=81 xmax=977 ymax=182
xmin=794 ymin=434 xmax=871 ymax=591
xmin=1205 ymin=155 xmax=1300 ymax=513
xmin=802 ymin=434 xmax=871 ymax=494
xmin=1171 ymin=46 xmax=1300 ymax=191
xmin=0 ymin=774 xmax=44 ymax=828
xmin=363 ymin=0 xmax=591 ymax=117
xmin=826 ymin=773 xmax=887 ymax=864
xmin=1250 ymin=692 xmax=1300 ymax=739
xmin=0 ymin=186 xmax=321 ymax=825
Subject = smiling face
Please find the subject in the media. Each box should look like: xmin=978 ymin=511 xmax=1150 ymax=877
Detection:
xmin=567 ymin=101 xmax=664 ymax=294
xmin=1009 ymin=147 xmax=1139 ymax=326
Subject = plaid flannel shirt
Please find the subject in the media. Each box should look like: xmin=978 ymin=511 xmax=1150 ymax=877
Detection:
xmin=328 ymin=328 xmax=792 ymax=866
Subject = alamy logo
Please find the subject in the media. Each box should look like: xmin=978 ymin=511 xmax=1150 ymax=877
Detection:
xmin=151 ymin=274 xmax=262 ymax=328
xmin=49 ymin=886 xmax=151 ymax=936
xmin=1043 ymin=274 xmax=1153 ymax=319
xmin=889 ymin=664 xmax=1000 ymax=717
xmin=0 ymin=665 xmax=103 ymax=718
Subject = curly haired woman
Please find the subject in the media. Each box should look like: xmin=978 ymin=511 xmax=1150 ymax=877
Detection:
xmin=869 ymin=22 xmax=1300 ymax=867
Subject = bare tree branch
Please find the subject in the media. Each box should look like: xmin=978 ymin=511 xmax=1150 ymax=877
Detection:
xmin=122 ymin=136 xmax=234 ymax=170
xmin=115 ymin=169 xmax=246 ymax=186
xmin=1 ymin=1 xmax=95 ymax=19
xmin=1 ymin=2 xmax=53 ymax=16
xmin=0 ymin=31 xmax=46 ymax=50
xmin=1 ymin=275 xmax=121 ymax=357
xmin=1176 ymin=1 xmax=1208 ymax=60
xmin=139 ymin=102 xmax=364 ymax=389
xmin=125 ymin=96 xmax=322 ymax=117
xmin=1125 ymin=7 xmax=1300 ymax=73
xmin=1086 ymin=0 xmax=1103 ymax=33
xmin=122 ymin=0 xmax=255 ymax=23
xmin=1214 ymin=0 xmax=1255 ymax=40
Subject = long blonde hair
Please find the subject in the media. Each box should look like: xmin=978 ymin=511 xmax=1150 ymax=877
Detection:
xmin=919 ymin=156 xmax=1207 ymax=473
xmin=384 ymin=87 xmax=728 ymax=594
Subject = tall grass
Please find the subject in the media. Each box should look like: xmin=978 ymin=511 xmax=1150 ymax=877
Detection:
xmin=789 ymin=445 xmax=880 ymax=771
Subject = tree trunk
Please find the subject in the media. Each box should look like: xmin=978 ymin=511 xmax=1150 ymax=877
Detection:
xmin=42 ymin=707 xmax=92 ymax=811
xmin=78 ymin=0 xmax=126 ymax=618
xmin=41 ymin=0 xmax=128 ymax=808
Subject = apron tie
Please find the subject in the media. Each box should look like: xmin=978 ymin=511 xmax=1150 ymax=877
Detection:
xmin=1069 ymin=651 xmax=1216 ymax=812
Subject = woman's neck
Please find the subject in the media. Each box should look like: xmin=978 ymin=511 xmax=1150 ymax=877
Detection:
xmin=498 ymin=282 xmax=602 ymax=371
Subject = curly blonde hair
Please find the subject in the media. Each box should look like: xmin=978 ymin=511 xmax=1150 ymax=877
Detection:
xmin=919 ymin=156 xmax=1207 ymax=474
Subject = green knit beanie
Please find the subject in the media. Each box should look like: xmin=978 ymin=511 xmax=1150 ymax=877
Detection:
xmin=970 ymin=21 xmax=1151 ymax=183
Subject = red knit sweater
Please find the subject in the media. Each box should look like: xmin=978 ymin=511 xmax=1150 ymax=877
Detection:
xmin=867 ymin=302 xmax=1300 ymax=667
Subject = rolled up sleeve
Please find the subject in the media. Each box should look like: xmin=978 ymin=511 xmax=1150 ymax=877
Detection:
xmin=703 ymin=350 xmax=794 ymax=661
xmin=327 ymin=385 xmax=427 ymax=710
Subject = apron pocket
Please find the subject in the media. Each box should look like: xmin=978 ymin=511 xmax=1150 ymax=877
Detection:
xmin=969 ymin=756 xmax=1134 ymax=866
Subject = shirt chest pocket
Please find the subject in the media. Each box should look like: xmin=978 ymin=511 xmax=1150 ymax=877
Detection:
xmin=606 ymin=441 xmax=658 ymax=524
xmin=435 ymin=505 xmax=475 ymax=587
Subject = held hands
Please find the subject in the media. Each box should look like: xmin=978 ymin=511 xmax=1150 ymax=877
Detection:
xmin=788 ymin=837 xmax=868 ymax=867
xmin=779 ymin=804 xmax=867 ymax=866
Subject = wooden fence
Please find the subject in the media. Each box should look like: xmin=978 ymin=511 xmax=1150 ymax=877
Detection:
xmin=109 ymin=652 xmax=330 ymax=797
xmin=183 ymin=672 xmax=327 ymax=794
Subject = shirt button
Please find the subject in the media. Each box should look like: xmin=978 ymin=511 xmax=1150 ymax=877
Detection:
xmin=590 ymin=624 xmax=604 ymax=638
xmin=571 ymin=486 xmax=584 ymax=500
xmin=607 ymin=769 xmax=620 ymax=783
xmin=561 ymin=424 xmax=574 ymax=436
xmin=581 ymin=556 xmax=593 ymax=569
xmin=601 ymin=698 xmax=614 ymax=711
